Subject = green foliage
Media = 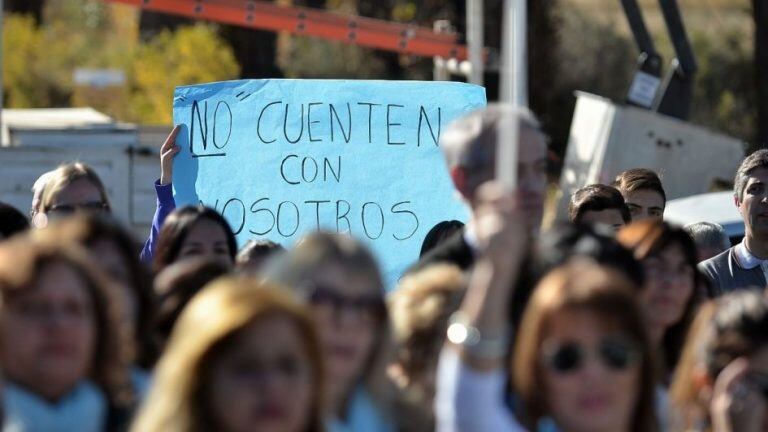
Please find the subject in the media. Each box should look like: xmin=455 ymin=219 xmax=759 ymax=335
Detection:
xmin=689 ymin=27 xmax=755 ymax=142
xmin=3 ymin=1 xmax=239 ymax=124
xmin=3 ymin=14 xmax=47 ymax=108
xmin=130 ymin=24 xmax=240 ymax=124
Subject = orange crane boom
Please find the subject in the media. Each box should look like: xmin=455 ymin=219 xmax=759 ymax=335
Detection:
xmin=105 ymin=0 xmax=469 ymax=60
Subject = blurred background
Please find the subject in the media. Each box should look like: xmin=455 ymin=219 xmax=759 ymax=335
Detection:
xmin=4 ymin=0 xmax=763 ymax=174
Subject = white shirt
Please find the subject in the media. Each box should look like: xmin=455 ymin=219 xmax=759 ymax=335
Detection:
xmin=435 ymin=348 xmax=527 ymax=432
xmin=734 ymin=239 xmax=768 ymax=282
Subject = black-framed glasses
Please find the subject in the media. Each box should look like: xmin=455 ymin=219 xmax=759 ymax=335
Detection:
xmin=47 ymin=201 xmax=109 ymax=216
xmin=541 ymin=337 xmax=640 ymax=374
xmin=306 ymin=282 xmax=386 ymax=323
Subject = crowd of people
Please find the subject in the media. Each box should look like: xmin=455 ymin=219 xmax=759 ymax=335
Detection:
xmin=0 ymin=102 xmax=766 ymax=432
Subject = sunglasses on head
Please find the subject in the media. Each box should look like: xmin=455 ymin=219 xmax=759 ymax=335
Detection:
xmin=541 ymin=337 xmax=640 ymax=374
xmin=307 ymin=283 xmax=386 ymax=321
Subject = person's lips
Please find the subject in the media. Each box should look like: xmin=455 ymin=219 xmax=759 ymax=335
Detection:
xmin=40 ymin=343 xmax=76 ymax=357
xmin=255 ymin=402 xmax=289 ymax=421
xmin=577 ymin=392 xmax=611 ymax=413
xmin=329 ymin=343 xmax=359 ymax=362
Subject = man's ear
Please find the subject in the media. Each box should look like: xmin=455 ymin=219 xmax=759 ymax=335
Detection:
xmin=734 ymin=193 xmax=742 ymax=213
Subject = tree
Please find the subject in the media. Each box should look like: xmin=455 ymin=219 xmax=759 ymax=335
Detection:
xmin=139 ymin=7 xmax=282 ymax=79
xmin=754 ymin=0 xmax=768 ymax=150
xmin=131 ymin=24 xmax=240 ymax=124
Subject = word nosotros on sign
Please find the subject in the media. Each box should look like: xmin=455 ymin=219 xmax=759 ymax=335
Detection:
xmin=207 ymin=197 xmax=420 ymax=242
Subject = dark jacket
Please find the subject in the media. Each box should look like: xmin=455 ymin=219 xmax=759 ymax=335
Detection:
xmin=698 ymin=246 xmax=766 ymax=295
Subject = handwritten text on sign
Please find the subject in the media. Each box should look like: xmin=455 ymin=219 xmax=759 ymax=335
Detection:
xmin=172 ymin=79 xmax=486 ymax=286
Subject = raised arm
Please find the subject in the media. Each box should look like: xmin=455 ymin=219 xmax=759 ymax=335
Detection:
xmin=140 ymin=126 xmax=181 ymax=264
xmin=435 ymin=182 xmax=529 ymax=432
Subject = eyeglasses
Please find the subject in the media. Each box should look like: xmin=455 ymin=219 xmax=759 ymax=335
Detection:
xmin=47 ymin=201 xmax=109 ymax=216
xmin=307 ymin=283 xmax=386 ymax=324
xmin=541 ymin=337 xmax=640 ymax=374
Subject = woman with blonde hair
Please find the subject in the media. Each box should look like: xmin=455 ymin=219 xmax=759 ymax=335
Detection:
xmin=267 ymin=232 xmax=395 ymax=432
xmin=132 ymin=278 xmax=325 ymax=432
xmin=0 ymin=235 xmax=135 ymax=431
xmin=34 ymin=162 xmax=111 ymax=227
xmin=388 ymin=264 xmax=466 ymax=431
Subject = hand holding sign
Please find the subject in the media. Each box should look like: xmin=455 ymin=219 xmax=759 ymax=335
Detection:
xmin=172 ymin=79 xmax=486 ymax=287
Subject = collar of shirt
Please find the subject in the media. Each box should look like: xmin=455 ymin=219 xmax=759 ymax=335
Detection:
xmin=735 ymin=239 xmax=765 ymax=270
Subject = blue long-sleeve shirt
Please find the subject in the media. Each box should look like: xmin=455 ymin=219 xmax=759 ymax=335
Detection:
xmin=140 ymin=180 xmax=175 ymax=264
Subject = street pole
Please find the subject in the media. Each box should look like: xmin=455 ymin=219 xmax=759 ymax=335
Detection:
xmin=497 ymin=0 xmax=527 ymax=190
xmin=467 ymin=0 xmax=484 ymax=85
xmin=1 ymin=0 xmax=4 ymax=146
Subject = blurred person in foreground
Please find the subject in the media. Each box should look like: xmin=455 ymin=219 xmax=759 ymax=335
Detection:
xmin=267 ymin=232 xmax=395 ymax=432
xmin=235 ymin=239 xmax=285 ymax=276
xmin=412 ymin=104 xmax=547 ymax=272
xmin=152 ymin=258 xmax=229 ymax=356
xmin=389 ymin=264 xmax=466 ymax=431
xmin=700 ymin=150 xmax=768 ymax=293
xmin=684 ymin=221 xmax=732 ymax=263
xmin=132 ymin=278 xmax=324 ymax=432
xmin=0 ymin=201 xmax=29 ymax=240
xmin=36 ymin=214 xmax=157 ymax=373
xmin=511 ymin=261 xmax=656 ymax=432
xmin=0 ymin=236 xmax=136 ymax=431
xmin=153 ymin=205 xmax=237 ymax=274
xmin=613 ymin=168 xmax=666 ymax=222
xmin=671 ymin=291 xmax=768 ymax=432
xmin=568 ymin=184 xmax=631 ymax=232
xmin=434 ymin=182 xmax=656 ymax=432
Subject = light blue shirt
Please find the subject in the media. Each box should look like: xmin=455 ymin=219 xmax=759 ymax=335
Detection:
xmin=3 ymin=381 xmax=106 ymax=432
xmin=326 ymin=386 xmax=395 ymax=432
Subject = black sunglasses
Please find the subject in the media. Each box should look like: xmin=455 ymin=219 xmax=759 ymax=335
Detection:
xmin=307 ymin=283 xmax=386 ymax=322
xmin=541 ymin=337 xmax=640 ymax=374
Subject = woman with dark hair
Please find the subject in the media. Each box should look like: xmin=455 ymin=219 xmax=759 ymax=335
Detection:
xmin=267 ymin=232 xmax=395 ymax=432
xmin=152 ymin=258 xmax=230 ymax=354
xmin=0 ymin=201 xmax=30 ymax=240
xmin=617 ymin=220 xmax=701 ymax=378
xmin=0 ymin=236 xmax=135 ymax=431
xmin=670 ymin=291 xmax=768 ymax=431
xmin=132 ymin=278 xmax=325 ymax=432
xmin=419 ymin=220 xmax=465 ymax=258
xmin=235 ymin=239 xmax=285 ymax=275
xmin=153 ymin=205 xmax=237 ymax=274
xmin=38 ymin=214 xmax=157 ymax=370
xmin=616 ymin=220 xmax=700 ymax=429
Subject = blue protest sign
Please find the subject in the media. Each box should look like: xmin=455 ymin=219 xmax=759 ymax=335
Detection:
xmin=172 ymin=79 xmax=486 ymax=287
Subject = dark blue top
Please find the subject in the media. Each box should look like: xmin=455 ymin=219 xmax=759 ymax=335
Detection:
xmin=140 ymin=180 xmax=175 ymax=264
